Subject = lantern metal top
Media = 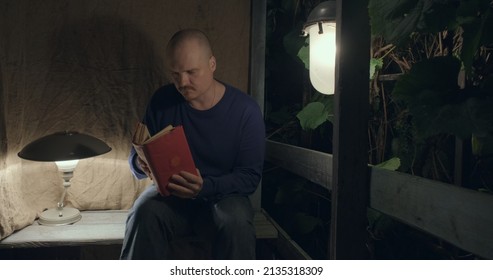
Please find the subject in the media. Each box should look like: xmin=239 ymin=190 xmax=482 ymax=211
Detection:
xmin=303 ymin=1 xmax=336 ymax=34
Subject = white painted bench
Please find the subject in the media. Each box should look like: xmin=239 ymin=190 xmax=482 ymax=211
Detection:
xmin=0 ymin=210 xmax=278 ymax=250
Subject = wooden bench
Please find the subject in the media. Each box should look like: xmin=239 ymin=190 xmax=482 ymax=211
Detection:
xmin=0 ymin=209 xmax=278 ymax=259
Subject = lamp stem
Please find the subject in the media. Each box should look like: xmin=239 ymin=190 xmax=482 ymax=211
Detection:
xmin=56 ymin=171 xmax=73 ymax=217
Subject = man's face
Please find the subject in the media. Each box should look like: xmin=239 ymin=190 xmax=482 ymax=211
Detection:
xmin=167 ymin=40 xmax=216 ymax=102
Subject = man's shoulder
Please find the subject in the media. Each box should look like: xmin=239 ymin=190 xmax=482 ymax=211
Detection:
xmin=223 ymin=82 xmax=245 ymax=95
xmin=222 ymin=83 xmax=263 ymax=122
xmin=223 ymin=83 xmax=257 ymax=105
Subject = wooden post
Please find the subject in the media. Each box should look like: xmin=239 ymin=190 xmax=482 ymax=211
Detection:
xmin=330 ymin=0 xmax=371 ymax=259
xmin=0 ymin=62 xmax=6 ymax=164
xmin=249 ymin=0 xmax=266 ymax=212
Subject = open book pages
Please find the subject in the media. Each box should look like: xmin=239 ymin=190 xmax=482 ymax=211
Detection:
xmin=132 ymin=122 xmax=174 ymax=145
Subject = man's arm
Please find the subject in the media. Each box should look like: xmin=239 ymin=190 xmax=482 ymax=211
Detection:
xmin=197 ymin=104 xmax=266 ymax=199
xmin=128 ymin=147 xmax=148 ymax=179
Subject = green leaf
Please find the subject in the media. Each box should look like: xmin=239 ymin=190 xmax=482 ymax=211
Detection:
xmin=393 ymin=56 xmax=493 ymax=139
xmin=393 ymin=56 xmax=461 ymax=103
xmin=472 ymin=134 xmax=493 ymax=156
xmin=460 ymin=5 xmax=492 ymax=74
xmin=292 ymin=212 xmax=322 ymax=235
xmin=370 ymin=57 xmax=384 ymax=80
xmin=393 ymin=56 xmax=460 ymax=138
xmin=375 ymin=157 xmax=401 ymax=171
xmin=369 ymin=0 xmax=424 ymax=46
xmin=281 ymin=0 xmax=298 ymax=16
xmin=297 ymin=37 xmax=309 ymax=70
xmin=421 ymin=1 xmax=460 ymax=33
xmin=463 ymin=97 xmax=493 ymax=136
xmin=296 ymin=102 xmax=329 ymax=130
xmin=481 ymin=76 xmax=493 ymax=95
xmin=368 ymin=0 xmax=459 ymax=46
xmin=283 ymin=23 xmax=306 ymax=64
xmin=461 ymin=19 xmax=483 ymax=75
xmin=480 ymin=8 xmax=493 ymax=45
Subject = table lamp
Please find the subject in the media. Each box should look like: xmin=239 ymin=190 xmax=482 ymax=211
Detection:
xmin=18 ymin=131 xmax=111 ymax=225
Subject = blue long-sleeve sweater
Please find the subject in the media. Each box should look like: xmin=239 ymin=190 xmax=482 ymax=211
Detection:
xmin=129 ymin=82 xmax=265 ymax=199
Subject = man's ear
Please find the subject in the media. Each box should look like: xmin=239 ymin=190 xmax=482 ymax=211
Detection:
xmin=209 ymin=56 xmax=217 ymax=71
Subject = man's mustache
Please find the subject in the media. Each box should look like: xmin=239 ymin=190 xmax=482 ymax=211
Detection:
xmin=179 ymin=86 xmax=194 ymax=92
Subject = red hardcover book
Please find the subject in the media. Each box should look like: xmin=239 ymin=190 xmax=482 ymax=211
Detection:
xmin=132 ymin=123 xmax=197 ymax=196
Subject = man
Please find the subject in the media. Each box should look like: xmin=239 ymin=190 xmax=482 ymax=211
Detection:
xmin=120 ymin=29 xmax=265 ymax=259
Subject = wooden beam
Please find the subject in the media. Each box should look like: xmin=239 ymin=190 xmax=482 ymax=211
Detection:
xmin=370 ymin=167 xmax=493 ymax=259
xmin=264 ymin=142 xmax=493 ymax=259
xmin=330 ymin=0 xmax=371 ymax=259
xmin=265 ymin=140 xmax=332 ymax=190
xmin=262 ymin=211 xmax=312 ymax=260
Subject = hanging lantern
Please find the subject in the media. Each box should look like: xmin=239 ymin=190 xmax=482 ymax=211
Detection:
xmin=303 ymin=1 xmax=336 ymax=95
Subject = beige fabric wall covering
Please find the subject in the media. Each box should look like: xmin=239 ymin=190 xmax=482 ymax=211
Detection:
xmin=0 ymin=0 xmax=250 ymax=239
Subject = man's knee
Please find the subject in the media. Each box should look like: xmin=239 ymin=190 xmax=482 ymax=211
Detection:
xmin=128 ymin=189 xmax=162 ymax=221
xmin=127 ymin=187 xmax=184 ymax=229
xmin=212 ymin=196 xmax=254 ymax=234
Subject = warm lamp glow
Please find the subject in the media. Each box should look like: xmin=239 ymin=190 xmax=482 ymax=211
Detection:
xmin=18 ymin=131 xmax=111 ymax=225
xmin=303 ymin=1 xmax=336 ymax=95
xmin=307 ymin=22 xmax=336 ymax=94
xmin=55 ymin=159 xmax=79 ymax=172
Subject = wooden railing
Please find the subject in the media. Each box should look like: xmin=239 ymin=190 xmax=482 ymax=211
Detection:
xmin=265 ymin=140 xmax=493 ymax=259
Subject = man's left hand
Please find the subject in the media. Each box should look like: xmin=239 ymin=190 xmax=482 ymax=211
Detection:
xmin=168 ymin=169 xmax=203 ymax=199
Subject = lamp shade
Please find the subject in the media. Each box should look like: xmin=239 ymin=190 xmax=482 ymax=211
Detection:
xmin=303 ymin=1 xmax=336 ymax=95
xmin=18 ymin=131 xmax=111 ymax=162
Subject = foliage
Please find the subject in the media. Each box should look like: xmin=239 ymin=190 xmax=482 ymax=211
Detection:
xmin=368 ymin=0 xmax=460 ymax=47
xmin=264 ymin=0 xmax=493 ymax=260
xmin=373 ymin=156 xmax=401 ymax=171
xmin=369 ymin=0 xmax=493 ymax=188
xmin=265 ymin=0 xmax=333 ymax=148
xmin=270 ymin=0 xmax=493 ymax=177
xmin=263 ymin=0 xmax=334 ymax=259
xmin=296 ymin=97 xmax=334 ymax=130
xmin=366 ymin=0 xmax=493 ymax=259
xmin=392 ymin=56 xmax=493 ymax=140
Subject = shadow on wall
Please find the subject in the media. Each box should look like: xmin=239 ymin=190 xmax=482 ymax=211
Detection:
xmin=0 ymin=15 xmax=164 ymax=239
xmin=45 ymin=16 xmax=166 ymax=143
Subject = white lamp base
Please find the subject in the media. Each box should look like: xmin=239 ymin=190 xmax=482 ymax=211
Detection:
xmin=38 ymin=207 xmax=82 ymax=226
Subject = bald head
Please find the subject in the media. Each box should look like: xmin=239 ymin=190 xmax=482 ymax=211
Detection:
xmin=165 ymin=29 xmax=218 ymax=107
xmin=166 ymin=29 xmax=213 ymax=60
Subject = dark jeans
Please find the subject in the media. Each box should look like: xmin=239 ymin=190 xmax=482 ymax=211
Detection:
xmin=120 ymin=185 xmax=255 ymax=259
